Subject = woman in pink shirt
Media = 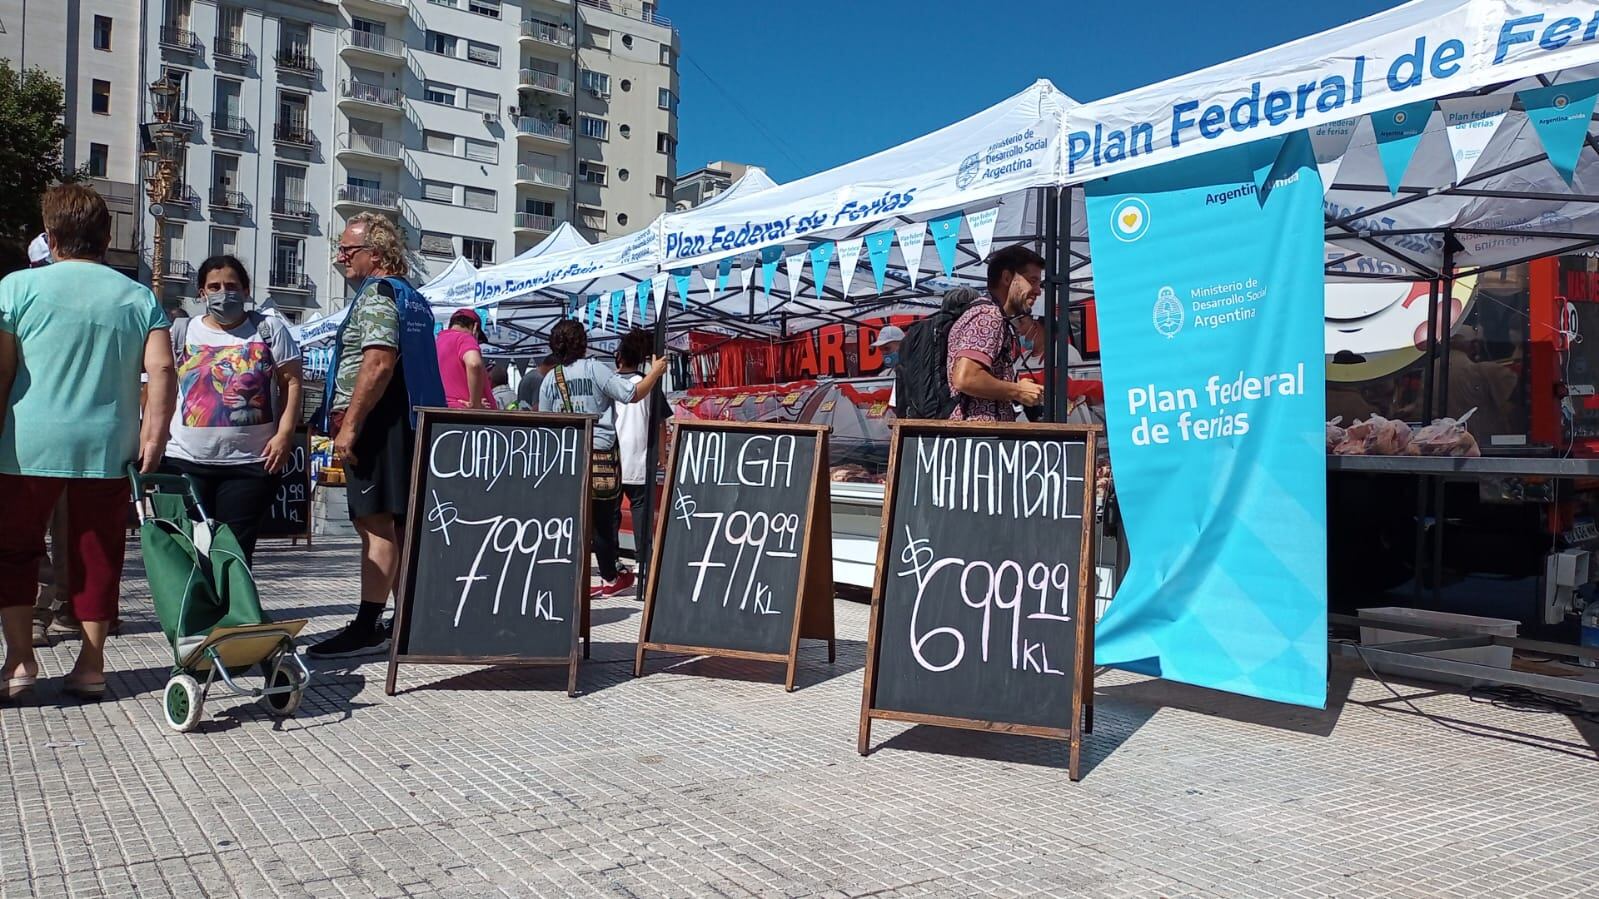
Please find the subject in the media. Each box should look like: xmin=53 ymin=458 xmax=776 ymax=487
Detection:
xmin=435 ymin=309 xmax=495 ymax=409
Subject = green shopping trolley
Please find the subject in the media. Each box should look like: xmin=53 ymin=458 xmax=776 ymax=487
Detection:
xmin=130 ymin=466 xmax=310 ymax=732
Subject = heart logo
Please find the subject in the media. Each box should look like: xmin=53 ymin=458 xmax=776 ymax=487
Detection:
xmin=1121 ymin=212 xmax=1139 ymax=229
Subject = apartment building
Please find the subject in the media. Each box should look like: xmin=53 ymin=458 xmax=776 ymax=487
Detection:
xmin=673 ymin=160 xmax=762 ymax=210
xmin=0 ymin=0 xmax=143 ymax=275
xmin=134 ymin=0 xmax=680 ymax=320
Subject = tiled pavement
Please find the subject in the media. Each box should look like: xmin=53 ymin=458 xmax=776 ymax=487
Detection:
xmin=2 ymin=537 xmax=1597 ymax=898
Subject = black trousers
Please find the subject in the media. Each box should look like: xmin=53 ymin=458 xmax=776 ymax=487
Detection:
xmin=591 ymin=494 xmax=622 ymax=581
xmin=621 ymin=483 xmax=650 ymax=590
xmin=161 ymin=458 xmax=276 ymax=565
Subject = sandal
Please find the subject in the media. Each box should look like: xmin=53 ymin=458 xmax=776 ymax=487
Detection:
xmin=62 ymin=677 xmax=106 ymax=703
xmin=1 ymin=674 xmax=38 ymax=704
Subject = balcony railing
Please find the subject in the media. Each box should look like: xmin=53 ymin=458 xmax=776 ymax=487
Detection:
xmin=275 ymin=48 xmax=318 ymax=76
xmin=210 ymin=112 xmax=251 ymax=136
xmin=515 ymin=212 xmax=557 ymax=232
xmin=269 ymin=270 xmax=313 ymax=293
xmin=271 ymin=197 xmax=315 ymax=220
xmin=343 ymin=30 xmax=406 ymax=58
xmin=163 ymin=258 xmax=196 ymax=279
xmin=161 ymin=184 xmax=200 ymax=208
xmin=339 ymin=80 xmax=404 ymax=109
xmin=213 ymin=37 xmax=251 ymax=62
xmin=520 ymin=20 xmax=574 ymax=48
xmin=518 ymin=69 xmax=572 ymax=94
xmin=516 ymin=164 xmax=571 ymax=189
xmin=273 ymin=121 xmax=316 ymax=147
xmin=210 ymin=189 xmax=249 ymax=212
xmin=516 ymin=116 xmax=572 ymax=142
xmin=337 ymin=133 xmax=405 ymax=160
xmin=159 ymin=25 xmax=201 ymax=52
xmin=576 ymin=0 xmax=673 ymax=29
xmin=336 ymin=184 xmax=401 ymax=209
xmin=151 ymin=104 xmax=201 ymax=131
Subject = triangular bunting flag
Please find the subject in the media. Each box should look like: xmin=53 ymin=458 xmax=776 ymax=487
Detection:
xmin=598 ymin=293 xmax=609 ymax=331
xmin=1439 ymin=95 xmax=1512 ymax=184
xmin=896 ymin=222 xmax=927 ymax=289
xmin=1519 ymin=79 xmax=1599 ymax=186
xmin=808 ymin=242 xmax=836 ymax=299
xmin=610 ymin=290 xmax=625 ymax=331
xmin=784 ymin=251 xmax=806 ymax=302
xmin=715 ymin=257 xmax=733 ymax=295
xmin=652 ymin=275 xmax=668 ymax=315
xmin=1369 ymin=101 xmax=1436 ymax=194
xmin=864 ymin=230 xmax=894 ymax=295
xmin=738 ymin=260 xmax=754 ymax=294
xmin=928 ymin=212 xmax=963 ymax=277
xmin=635 ymin=279 xmax=651 ymax=325
xmin=671 ymin=268 xmax=693 ymax=311
xmin=586 ymin=296 xmax=599 ymax=331
xmin=1308 ymin=117 xmax=1359 ymax=191
xmin=965 ymin=207 xmax=1000 ymax=264
xmin=760 ymin=246 xmax=782 ymax=296
xmin=835 ymin=238 xmax=863 ymax=299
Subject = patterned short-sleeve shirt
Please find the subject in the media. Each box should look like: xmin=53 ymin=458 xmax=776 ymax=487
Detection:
xmin=945 ymin=298 xmax=1017 ymax=422
xmin=331 ymin=279 xmax=401 ymax=412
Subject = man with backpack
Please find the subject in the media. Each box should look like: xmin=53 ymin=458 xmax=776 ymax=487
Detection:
xmin=894 ymin=245 xmax=1047 ymax=421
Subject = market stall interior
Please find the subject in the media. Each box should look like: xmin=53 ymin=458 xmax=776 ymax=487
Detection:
xmin=287 ymin=0 xmax=1599 ymax=706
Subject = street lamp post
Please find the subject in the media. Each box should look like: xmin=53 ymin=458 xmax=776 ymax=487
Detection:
xmin=142 ymin=74 xmax=191 ymax=303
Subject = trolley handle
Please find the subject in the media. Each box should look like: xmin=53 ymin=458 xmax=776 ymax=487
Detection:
xmin=126 ymin=464 xmax=205 ymax=521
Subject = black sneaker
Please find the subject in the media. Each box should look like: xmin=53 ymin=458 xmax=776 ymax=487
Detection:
xmin=306 ymin=618 xmax=390 ymax=659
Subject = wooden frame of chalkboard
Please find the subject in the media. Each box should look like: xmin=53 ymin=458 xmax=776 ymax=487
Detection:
xmin=260 ymin=426 xmax=314 ymax=544
xmin=857 ymin=420 xmax=1102 ymax=782
xmin=634 ymin=419 xmax=836 ymax=691
xmin=385 ymin=409 xmax=595 ymax=698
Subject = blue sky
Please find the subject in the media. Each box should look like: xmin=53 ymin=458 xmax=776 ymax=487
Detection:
xmin=669 ymin=0 xmax=1408 ymax=183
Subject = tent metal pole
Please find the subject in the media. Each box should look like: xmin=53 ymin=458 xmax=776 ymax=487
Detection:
xmin=1042 ymin=186 xmax=1060 ymax=421
xmin=1413 ymin=277 xmax=1441 ymax=598
xmin=639 ymin=272 xmax=671 ymax=593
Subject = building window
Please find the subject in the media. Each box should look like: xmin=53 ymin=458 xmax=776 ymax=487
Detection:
xmin=466 ymin=40 xmax=499 ymax=67
xmin=619 ymin=124 xmax=631 ymax=139
xmin=580 ymin=70 xmax=610 ymax=97
xmin=210 ymin=226 xmax=238 ymax=258
xmin=91 ymin=80 xmax=111 ymax=115
xmin=273 ymin=235 xmax=304 ymax=279
xmin=525 ymin=199 xmax=555 ymax=217
xmin=580 ymin=115 xmax=608 ymax=141
xmin=658 ymin=88 xmax=677 ymax=113
xmin=87 ymin=143 xmax=109 ymax=177
xmin=426 ymin=31 xmax=458 ymax=57
xmin=420 ymin=231 xmax=454 ymax=257
xmin=467 ymin=0 xmax=501 ymax=18
xmin=616 ymin=212 xmax=628 ymax=227
xmin=655 ymin=176 xmax=673 ymax=198
xmin=618 ymin=168 xmax=629 ymax=182
xmin=465 ymin=89 xmax=497 ymax=113
xmin=464 ymin=137 xmax=496 ymax=163
xmin=579 ymin=161 xmax=607 ymax=186
xmin=587 ymin=27 xmax=610 ymax=50
xmin=579 ymin=205 xmax=606 ymax=232
xmin=427 ymin=0 xmax=456 ymax=7
xmin=656 ymin=132 xmax=676 ymax=155
xmin=424 ymin=82 xmax=455 ymax=106
xmin=423 ymin=130 xmax=454 ymax=155
xmin=463 ymin=186 xmax=496 ymax=211
xmin=462 ymin=237 xmax=494 ymax=267
xmin=659 ymin=45 xmax=672 ymax=66
xmin=93 ymin=15 xmax=113 ymax=50
xmin=621 ymin=35 xmax=633 ymax=49
xmin=421 ymin=180 xmax=454 ymax=203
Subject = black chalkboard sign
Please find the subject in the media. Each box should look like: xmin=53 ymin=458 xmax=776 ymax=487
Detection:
xmin=386 ymin=409 xmax=594 ymax=697
xmin=260 ymin=427 xmax=312 ymax=541
xmin=635 ymin=420 xmax=835 ymax=690
xmin=858 ymin=420 xmax=1101 ymax=781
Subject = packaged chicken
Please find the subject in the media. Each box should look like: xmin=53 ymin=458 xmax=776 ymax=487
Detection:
xmin=1326 ymin=417 xmax=1346 ymax=453
xmin=1407 ymin=409 xmax=1481 ymax=457
xmin=1370 ymin=416 xmax=1413 ymax=455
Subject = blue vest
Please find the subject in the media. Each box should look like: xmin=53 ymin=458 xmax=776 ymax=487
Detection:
xmin=319 ymin=276 xmax=444 ymax=429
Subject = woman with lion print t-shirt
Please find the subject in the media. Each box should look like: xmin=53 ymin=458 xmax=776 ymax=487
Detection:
xmin=162 ymin=255 xmax=302 ymax=564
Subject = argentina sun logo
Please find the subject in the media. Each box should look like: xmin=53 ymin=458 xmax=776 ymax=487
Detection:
xmin=1110 ymin=197 xmax=1150 ymax=243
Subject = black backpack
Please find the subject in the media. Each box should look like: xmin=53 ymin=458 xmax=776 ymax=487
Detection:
xmin=894 ymin=287 xmax=982 ymax=420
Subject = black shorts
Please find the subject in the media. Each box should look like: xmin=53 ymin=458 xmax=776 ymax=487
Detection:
xmin=345 ymin=409 xmax=414 ymax=522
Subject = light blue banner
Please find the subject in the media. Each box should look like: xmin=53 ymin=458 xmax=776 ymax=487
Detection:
xmin=585 ymin=296 xmax=599 ymax=330
xmin=865 ymin=230 xmax=894 ymax=294
xmin=715 ymin=257 xmax=733 ymax=295
xmin=1086 ymin=132 xmax=1328 ymax=709
xmin=610 ymin=290 xmax=625 ymax=330
xmin=808 ymin=242 xmax=835 ymax=299
xmin=760 ymin=246 xmax=782 ymax=296
xmin=929 ymin=212 xmax=963 ymax=276
xmin=1520 ymin=79 xmax=1599 ymax=186
xmin=671 ymin=268 xmax=692 ymax=310
xmin=1370 ymin=100 xmax=1435 ymax=194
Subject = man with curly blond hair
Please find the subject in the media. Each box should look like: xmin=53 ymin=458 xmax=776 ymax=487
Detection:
xmin=310 ymin=212 xmax=443 ymax=658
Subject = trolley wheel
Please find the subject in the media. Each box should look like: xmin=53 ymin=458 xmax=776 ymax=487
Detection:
xmin=163 ymin=674 xmax=204 ymax=733
xmin=262 ymin=664 xmax=302 ymax=717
